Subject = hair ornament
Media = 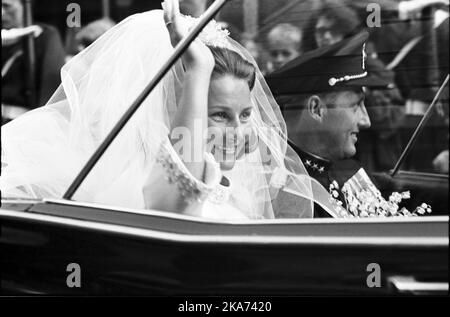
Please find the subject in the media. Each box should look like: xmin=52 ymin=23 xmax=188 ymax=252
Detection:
xmin=183 ymin=15 xmax=232 ymax=49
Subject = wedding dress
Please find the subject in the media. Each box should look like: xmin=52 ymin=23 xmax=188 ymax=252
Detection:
xmin=0 ymin=10 xmax=336 ymax=220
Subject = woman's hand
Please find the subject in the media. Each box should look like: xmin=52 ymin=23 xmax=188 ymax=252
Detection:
xmin=162 ymin=0 xmax=214 ymax=74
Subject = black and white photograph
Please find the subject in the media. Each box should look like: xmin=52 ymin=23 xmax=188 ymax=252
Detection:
xmin=1 ymin=0 xmax=448 ymax=300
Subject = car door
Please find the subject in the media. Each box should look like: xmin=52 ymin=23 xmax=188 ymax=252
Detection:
xmin=1 ymin=197 xmax=448 ymax=295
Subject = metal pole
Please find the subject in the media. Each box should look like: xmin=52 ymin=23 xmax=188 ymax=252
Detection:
xmin=23 ymin=0 xmax=36 ymax=108
xmin=63 ymin=0 xmax=230 ymax=200
xmin=102 ymin=0 xmax=111 ymax=19
xmin=391 ymin=74 xmax=449 ymax=177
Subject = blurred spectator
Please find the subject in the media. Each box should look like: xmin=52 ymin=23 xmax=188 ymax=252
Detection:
xmin=266 ymin=23 xmax=302 ymax=72
xmin=75 ymin=18 xmax=116 ymax=53
xmin=2 ymin=0 xmax=65 ymax=123
xmin=302 ymin=3 xmax=360 ymax=52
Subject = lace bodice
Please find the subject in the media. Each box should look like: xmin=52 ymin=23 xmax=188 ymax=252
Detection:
xmin=143 ymin=139 xmax=248 ymax=220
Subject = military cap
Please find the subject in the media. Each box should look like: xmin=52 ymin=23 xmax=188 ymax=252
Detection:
xmin=266 ymin=31 xmax=392 ymax=95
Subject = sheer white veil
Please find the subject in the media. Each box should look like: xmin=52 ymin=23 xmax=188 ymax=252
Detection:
xmin=0 ymin=10 xmax=336 ymax=219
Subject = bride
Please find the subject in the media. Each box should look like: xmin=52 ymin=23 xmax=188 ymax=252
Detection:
xmin=0 ymin=0 xmax=336 ymax=220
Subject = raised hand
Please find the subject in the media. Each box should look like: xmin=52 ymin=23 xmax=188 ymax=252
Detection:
xmin=162 ymin=0 xmax=214 ymax=73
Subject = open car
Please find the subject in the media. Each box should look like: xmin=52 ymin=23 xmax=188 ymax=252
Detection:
xmin=1 ymin=0 xmax=448 ymax=295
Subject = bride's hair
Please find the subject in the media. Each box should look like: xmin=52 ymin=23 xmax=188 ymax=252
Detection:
xmin=209 ymin=46 xmax=256 ymax=90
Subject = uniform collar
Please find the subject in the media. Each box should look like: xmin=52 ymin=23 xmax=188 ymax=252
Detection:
xmin=288 ymin=141 xmax=332 ymax=175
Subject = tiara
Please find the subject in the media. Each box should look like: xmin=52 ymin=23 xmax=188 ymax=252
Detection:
xmin=183 ymin=15 xmax=232 ymax=49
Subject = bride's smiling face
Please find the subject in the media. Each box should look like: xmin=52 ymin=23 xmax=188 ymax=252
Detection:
xmin=208 ymin=75 xmax=253 ymax=171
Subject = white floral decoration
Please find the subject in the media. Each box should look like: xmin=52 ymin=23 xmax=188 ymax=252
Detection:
xmin=183 ymin=15 xmax=232 ymax=49
xmin=328 ymin=169 xmax=432 ymax=218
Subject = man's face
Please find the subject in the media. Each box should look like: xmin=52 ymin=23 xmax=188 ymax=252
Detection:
xmin=321 ymin=89 xmax=371 ymax=160
xmin=268 ymin=40 xmax=300 ymax=71
xmin=2 ymin=0 xmax=23 ymax=29
xmin=314 ymin=16 xmax=344 ymax=48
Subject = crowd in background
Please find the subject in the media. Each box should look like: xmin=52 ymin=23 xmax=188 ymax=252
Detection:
xmin=2 ymin=0 xmax=449 ymax=174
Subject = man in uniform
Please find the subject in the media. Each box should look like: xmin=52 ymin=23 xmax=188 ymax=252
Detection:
xmin=266 ymin=31 xmax=393 ymax=217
